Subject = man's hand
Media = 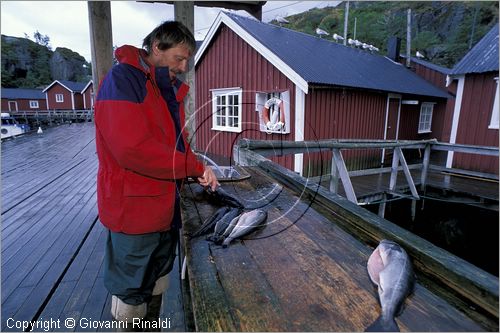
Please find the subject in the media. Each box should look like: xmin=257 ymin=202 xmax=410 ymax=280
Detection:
xmin=197 ymin=165 xmax=219 ymax=191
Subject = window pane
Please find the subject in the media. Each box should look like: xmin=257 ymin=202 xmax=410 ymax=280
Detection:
xmin=234 ymin=95 xmax=239 ymax=105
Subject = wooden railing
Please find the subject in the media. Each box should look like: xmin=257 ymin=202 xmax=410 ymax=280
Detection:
xmin=234 ymin=138 xmax=499 ymax=205
xmin=9 ymin=109 xmax=94 ymax=125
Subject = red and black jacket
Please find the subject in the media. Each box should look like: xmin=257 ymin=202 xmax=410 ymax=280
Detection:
xmin=95 ymin=45 xmax=204 ymax=234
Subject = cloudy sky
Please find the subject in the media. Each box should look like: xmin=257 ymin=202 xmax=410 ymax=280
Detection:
xmin=1 ymin=1 xmax=340 ymax=62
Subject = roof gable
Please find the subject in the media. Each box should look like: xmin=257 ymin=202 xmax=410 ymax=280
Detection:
xmin=43 ymin=80 xmax=89 ymax=93
xmin=196 ymin=12 xmax=449 ymax=98
xmin=451 ymin=23 xmax=499 ymax=75
xmin=81 ymin=80 xmax=94 ymax=93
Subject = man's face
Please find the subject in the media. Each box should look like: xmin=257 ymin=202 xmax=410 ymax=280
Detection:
xmin=153 ymin=43 xmax=192 ymax=80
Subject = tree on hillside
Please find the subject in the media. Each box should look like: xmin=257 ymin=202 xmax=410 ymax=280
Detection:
xmin=33 ymin=30 xmax=52 ymax=50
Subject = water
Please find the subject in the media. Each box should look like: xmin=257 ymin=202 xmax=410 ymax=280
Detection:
xmin=365 ymin=196 xmax=499 ymax=277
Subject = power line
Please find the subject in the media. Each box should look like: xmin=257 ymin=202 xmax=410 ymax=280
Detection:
xmin=263 ymin=1 xmax=303 ymax=14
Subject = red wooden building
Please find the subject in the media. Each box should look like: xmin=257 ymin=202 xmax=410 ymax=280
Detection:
xmin=81 ymin=81 xmax=94 ymax=110
xmin=43 ymin=80 xmax=89 ymax=111
xmin=195 ymin=12 xmax=449 ymax=176
xmin=445 ymin=23 xmax=499 ymax=175
xmin=1 ymin=88 xmax=47 ymax=112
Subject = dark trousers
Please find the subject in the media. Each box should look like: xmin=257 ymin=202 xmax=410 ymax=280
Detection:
xmin=104 ymin=228 xmax=179 ymax=305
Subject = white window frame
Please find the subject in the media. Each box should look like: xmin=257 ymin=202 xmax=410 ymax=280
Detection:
xmin=418 ymin=102 xmax=434 ymax=134
xmin=488 ymin=77 xmax=499 ymax=129
xmin=211 ymin=87 xmax=242 ymax=133
xmin=29 ymin=100 xmax=39 ymax=108
xmin=55 ymin=94 xmax=64 ymax=103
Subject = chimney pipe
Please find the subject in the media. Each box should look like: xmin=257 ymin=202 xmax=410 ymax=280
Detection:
xmin=387 ymin=36 xmax=401 ymax=62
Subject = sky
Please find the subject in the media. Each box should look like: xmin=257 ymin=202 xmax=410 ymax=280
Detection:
xmin=1 ymin=1 xmax=340 ymax=63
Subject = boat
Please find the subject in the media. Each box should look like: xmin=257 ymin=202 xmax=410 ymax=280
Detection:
xmin=1 ymin=112 xmax=30 ymax=139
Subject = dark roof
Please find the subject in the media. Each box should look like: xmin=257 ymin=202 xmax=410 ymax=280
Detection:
xmin=404 ymin=56 xmax=451 ymax=75
xmin=450 ymin=23 xmax=499 ymax=75
xmin=1 ymin=88 xmax=45 ymax=99
xmin=196 ymin=40 xmax=204 ymax=53
xmin=221 ymin=12 xmax=449 ymax=98
xmin=43 ymin=80 xmax=88 ymax=93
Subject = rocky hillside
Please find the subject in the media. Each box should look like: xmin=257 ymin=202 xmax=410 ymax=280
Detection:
xmin=1 ymin=35 xmax=92 ymax=88
xmin=270 ymin=1 xmax=498 ymax=68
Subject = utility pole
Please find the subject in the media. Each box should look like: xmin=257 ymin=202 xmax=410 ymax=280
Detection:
xmin=469 ymin=4 xmax=479 ymax=49
xmin=406 ymin=8 xmax=411 ymax=67
xmin=343 ymin=1 xmax=350 ymax=45
xmin=353 ymin=17 xmax=357 ymax=40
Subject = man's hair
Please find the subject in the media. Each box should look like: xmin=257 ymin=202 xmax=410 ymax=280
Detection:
xmin=143 ymin=21 xmax=196 ymax=54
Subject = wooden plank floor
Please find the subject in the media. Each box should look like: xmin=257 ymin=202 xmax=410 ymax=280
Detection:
xmin=2 ymin=124 xmax=496 ymax=331
xmin=1 ymin=123 xmax=185 ymax=332
xmin=181 ymin=168 xmax=490 ymax=331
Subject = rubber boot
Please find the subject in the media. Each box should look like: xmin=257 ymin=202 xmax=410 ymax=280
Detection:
xmin=142 ymin=275 xmax=170 ymax=332
xmin=111 ymin=295 xmax=147 ymax=332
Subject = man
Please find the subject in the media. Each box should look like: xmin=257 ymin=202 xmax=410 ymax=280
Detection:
xmin=94 ymin=21 xmax=218 ymax=329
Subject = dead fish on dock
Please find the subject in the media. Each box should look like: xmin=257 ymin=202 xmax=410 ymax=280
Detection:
xmin=205 ymin=186 xmax=244 ymax=209
xmin=222 ymin=209 xmax=268 ymax=247
xmin=191 ymin=206 xmax=231 ymax=237
xmin=208 ymin=207 xmax=243 ymax=244
xmin=365 ymin=239 xmax=415 ymax=332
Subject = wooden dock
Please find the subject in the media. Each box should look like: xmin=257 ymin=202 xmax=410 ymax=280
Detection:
xmin=1 ymin=123 xmax=498 ymax=331
xmin=1 ymin=123 xmax=185 ymax=332
xmin=181 ymin=167 xmax=496 ymax=331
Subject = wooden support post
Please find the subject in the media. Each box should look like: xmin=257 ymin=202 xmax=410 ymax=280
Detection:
xmin=395 ymin=147 xmax=420 ymax=199
xmin=332 ymin=148 xmax=357 ymax=204
xmin=378 ymin=193 xmax=386 ymax=218
xmin=411 ymin=199 xmax=417 ymax=221
xmin=174 ymin=1 xmax=196 ymax=149
xmin=88 ymin=1 xmax=114 ymax=88
xmin=389 ymin=148 xmax=399 ymax=191
xmin=329 ymin=149 xmax=339 ymax=194
xmin=420 ymin=143 xmax=431 ymax=191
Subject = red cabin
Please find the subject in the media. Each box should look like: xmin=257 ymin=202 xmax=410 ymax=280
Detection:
xmin=43 ymin=80 xmax=89 ymax=111
xmin=195 ymin=12 xmax=450 ymax=176
xmin=1 ymin=88 xmax=47 ymax=112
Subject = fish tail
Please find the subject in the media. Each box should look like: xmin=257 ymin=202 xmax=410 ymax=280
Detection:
xmin=365 ymin=316 xmax=399 ymax=332
xmin=222 ymin=237 xmax=232 ymax=248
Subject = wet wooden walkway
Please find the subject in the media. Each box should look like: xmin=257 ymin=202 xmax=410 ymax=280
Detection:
xmin=1 ymin=123 xmax=185 ymax=332
xmin=181 ymin=167 xmax=495 ymax=331
xmin=1 ymin=123 xmax=497 ymax=331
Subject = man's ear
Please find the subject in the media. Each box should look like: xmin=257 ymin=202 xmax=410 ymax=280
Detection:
xmin=152 ymin=41 xmax=160 ymax=55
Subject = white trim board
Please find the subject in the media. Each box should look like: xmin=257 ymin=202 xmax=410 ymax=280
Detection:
xmin=195 ymin=12 xmax=308 ymax=94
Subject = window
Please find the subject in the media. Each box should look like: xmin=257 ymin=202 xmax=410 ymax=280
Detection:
xmin=56 ymin=94 xmax=64 ymax=103
xmin=29 ymin=100 xmax=39 ymax=108
xmin=211 ymin=88 xmax=242 ymax=132
xmin=418 ymin=102 xmax=434 ymax=133
xmin=489 ymin=78 xmax=499 ymax=129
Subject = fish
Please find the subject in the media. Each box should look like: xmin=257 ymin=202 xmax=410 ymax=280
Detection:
xmin=208 ymin=207 xmax=242 ymax=244
xmin=204 ymin=186 xmax=245 ymax=209
xmin=191 ymin=206 xmax=231 ymax=237
xmin=365 ymin=239 xmax=415 ymax=332
xmin=222 ymin=209 xmax=268 ymax=247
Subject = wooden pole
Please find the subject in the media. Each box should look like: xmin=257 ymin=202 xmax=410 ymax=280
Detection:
xmin=330 ymin=149 xmax=339 ymax=194
xmin=88 ymin=1 xmax=113 ymax=88
xmin=343 ymin=1 xmax=349 ymax=45
xmin=174 ymin=2 xmax=196 ymax=149
xmin=406 ymin=8 xmax=411 ymax=67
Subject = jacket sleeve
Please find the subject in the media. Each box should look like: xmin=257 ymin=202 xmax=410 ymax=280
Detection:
xmin=95 ymin=67 xmax=205 ymax=180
